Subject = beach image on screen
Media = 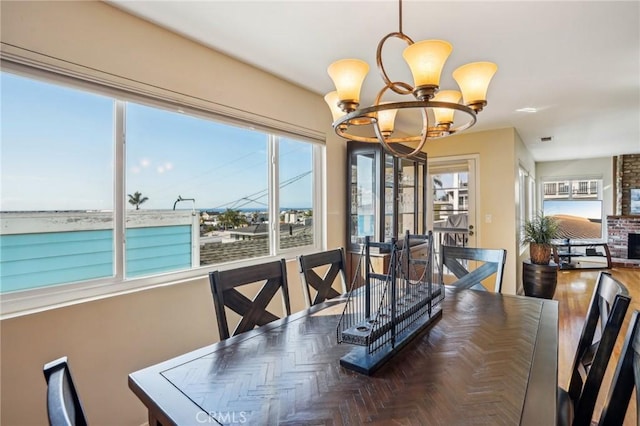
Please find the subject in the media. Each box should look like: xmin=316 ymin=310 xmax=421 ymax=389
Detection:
xmin=543 ymin=200 xmax=603 ymax=240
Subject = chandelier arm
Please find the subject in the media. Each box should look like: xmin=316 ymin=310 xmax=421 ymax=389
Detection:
xmin=333 ymin=101 xmax=478 ymax=155
xmin=373 ymin=107 xmax=429 ymax=160
xmin=339 ymin=101 xmax=476 ymax=117
xmin=374 ymin=81 xmax=413 ymax=106
xmin=334 ymin=101 xmax=477 ymax=137
xmin=376 ymin=32 xmax=414 ymax=95
xmin=335 ymin=130 xmax=423 ymax=144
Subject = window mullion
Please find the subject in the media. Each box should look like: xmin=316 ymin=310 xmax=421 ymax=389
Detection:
xmin=114 ymin=100 xmax=126 ymax=280
xmin=269 ymin=135 xmax=279 ymax=255
xmin=313 ymin=144 xmax=324 ymax=250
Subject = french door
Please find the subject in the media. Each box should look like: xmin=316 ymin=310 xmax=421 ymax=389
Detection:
xmin=427 ymin=155 xmax=478 ymax=253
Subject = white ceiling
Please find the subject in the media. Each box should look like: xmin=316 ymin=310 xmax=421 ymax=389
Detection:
xmin=107 ymin=0 xmax=639 ymax=162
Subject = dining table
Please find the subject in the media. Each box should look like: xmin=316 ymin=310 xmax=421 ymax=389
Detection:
xmin=129 ymin=287 xmax=558 ymax=425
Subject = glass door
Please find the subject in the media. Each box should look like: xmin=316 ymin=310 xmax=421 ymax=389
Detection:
xmin=347 ymin=141 xmax=427 ymax=252
xmin=349 ymin=151 xmax=377 ymax=248
xmin=384 ymin=154 xmax=395 ymax=241
xmin=397 ymin=158 xmax=417 ymax=237
xmin=428 ymin=156 xmax=477 ymax=250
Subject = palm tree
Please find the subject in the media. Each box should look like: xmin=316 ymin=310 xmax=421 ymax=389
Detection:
xmin=432 ymin=175 xmax=443 ymax=188
xmin=128 ymin=191 xmax=149 ymax=210
xmin=432 ymin=175 xmax=448 ymax=201
xmin=219 ymin=208 xmax=246 ymax=229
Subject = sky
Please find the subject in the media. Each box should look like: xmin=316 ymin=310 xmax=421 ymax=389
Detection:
xmin=1 ymin=72 xmax=313 ymax=212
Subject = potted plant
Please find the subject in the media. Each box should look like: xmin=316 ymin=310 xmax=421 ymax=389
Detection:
xmin=523 ymin=212 xmax=559 ymax=265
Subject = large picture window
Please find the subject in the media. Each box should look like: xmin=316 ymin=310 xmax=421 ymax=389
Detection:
xmin=0 ymin=70 xmax=322 ymax=312
xmin=1 ymin=73 xmax=115 ymax=292
xmin=542 ymin=178 xmax=603 ymax=240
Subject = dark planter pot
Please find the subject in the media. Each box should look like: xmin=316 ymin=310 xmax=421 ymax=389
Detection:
xmin=522 ymin=260 xmax=558 ymax=299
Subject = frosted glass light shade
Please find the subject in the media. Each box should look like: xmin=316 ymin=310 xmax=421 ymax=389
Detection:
xmin=324 ymin=91 xmax=345 ymax=122
xmin=452 ymin=62 xmax=498 ymax=108
xmin=377 ymin=103 xmax=398 ymax=135
xmin=327 ymin=59 xmax=369 ymax=106
xmin=402 ymin=40 xmax=453 ymax=89
xmin=432 ymin=90 xmax=462 ymax=125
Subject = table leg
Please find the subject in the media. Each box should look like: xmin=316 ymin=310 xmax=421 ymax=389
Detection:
xmin=149 ymin=412 xmax=162 ymax=426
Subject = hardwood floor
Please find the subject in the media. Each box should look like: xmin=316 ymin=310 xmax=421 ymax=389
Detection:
xmin=555 ymin=267 xmax=640 ymax=425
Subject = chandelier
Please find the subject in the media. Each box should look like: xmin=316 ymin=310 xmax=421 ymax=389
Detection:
xmin=324 ymin=0 xmax=497 ymax=159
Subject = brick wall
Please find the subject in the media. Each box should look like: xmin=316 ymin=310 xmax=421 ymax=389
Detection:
xmin=621 ymin=154 xmax=640 ymax=215
xmin=606 ymin=154 xmax=640 ymax=259
xmin=607 ymin=216 xmax=640 ymax=258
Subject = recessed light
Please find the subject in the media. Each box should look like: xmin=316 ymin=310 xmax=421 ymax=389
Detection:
xmin=516 ymin=107 xmax=538 ymax=113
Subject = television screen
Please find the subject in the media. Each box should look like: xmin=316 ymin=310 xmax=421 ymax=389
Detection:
xmin=542 ymin=200 xmax=603 ymax=240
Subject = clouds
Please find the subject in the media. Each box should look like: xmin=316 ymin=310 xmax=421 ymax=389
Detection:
xmin=130 ymin=157 xmax=174 ymax=175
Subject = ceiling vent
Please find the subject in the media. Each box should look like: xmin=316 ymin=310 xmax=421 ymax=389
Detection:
xmin=540 ymin=136 xmax=553 ymax=142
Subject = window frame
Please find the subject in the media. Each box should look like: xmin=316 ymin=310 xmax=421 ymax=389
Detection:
xmin=518 ymin=165 xmax=536 ymax=251
xmin=0 ymin=64 xmax=325 ymax=318
xmin=540 ymin=176 xmax=604 ymax=241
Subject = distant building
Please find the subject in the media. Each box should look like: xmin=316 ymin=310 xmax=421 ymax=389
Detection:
xmin=282 ymin=209 xmax=310 ymax=224
xmin=229 ymin=224 xmax=269 ymax=240
xmin=229 ymin=222 xmax=308 ymax=240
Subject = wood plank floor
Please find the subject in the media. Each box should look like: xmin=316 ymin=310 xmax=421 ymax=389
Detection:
xmin=555 ymin=267 xmax=640 ymax=425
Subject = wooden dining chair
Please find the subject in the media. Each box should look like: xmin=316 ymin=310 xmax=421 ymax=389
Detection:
xmin=596 ymin=309 xmax=640 ymax=426
xmin=43 ymin=356 xmax=88 ymax=426
xmin=209 ymin=259 xmax=291 ymax=340
xmin=440 ymin=245 xmax=507 ymax=293
xmin=297 ymin=248 xmax=347 ymax=307
xmin=557 ymin=271 xmax=631 ymax=426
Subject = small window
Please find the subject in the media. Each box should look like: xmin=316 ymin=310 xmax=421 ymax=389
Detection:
xmin=278 ymin=137 xmax=314 ymax=251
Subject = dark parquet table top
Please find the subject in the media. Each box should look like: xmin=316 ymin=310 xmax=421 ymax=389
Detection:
xmin=130 ymin=289 xmax=558 ymax=426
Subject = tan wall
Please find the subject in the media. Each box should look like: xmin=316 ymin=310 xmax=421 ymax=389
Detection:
xmin=515 ymin=130 xmax=537 ymax=293
xmin=425 ymin=127 xmax=521 ymax=294
xmin=0 ymin=1 xmax=345 ymax=425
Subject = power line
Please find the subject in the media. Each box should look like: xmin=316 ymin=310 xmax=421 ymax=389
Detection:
xmin=212 ymin=170 xmax=311 ymax=210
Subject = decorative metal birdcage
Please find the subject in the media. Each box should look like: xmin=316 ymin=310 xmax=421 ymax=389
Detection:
xmin=337 ymin=230 xmax=444 ymax=375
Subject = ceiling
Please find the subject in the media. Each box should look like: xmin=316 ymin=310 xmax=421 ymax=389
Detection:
xmin=107 ymin=0 xmax=639 ymax=162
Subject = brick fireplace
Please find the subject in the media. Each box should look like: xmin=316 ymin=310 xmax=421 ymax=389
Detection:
xmin=629 ymin=233 xmax=640 ymax=259
xmin=607 ymin=216 xmax=640 ymax=261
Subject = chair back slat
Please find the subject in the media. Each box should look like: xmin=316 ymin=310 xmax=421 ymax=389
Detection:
xmin=215 ymin=260 xmax=286 ymax=290
xmin=567 ymin=271 xmax=630 ymax=426
xmin=597 ymin=309 xmax=640 ymax=425
xmin=298 ymin=248 xmax=347 ymax=307
xmin=441 ymin=245 xmax=506 ymax=293
xmin=43 ymin=357 xmax=87 ymax=426
xmin=209 ymin=259 xmax=291 ymax=340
